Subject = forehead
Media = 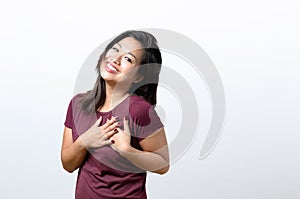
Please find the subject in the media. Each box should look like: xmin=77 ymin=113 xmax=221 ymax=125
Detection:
xmin=117 ymin=37 xmax=143 ymax=54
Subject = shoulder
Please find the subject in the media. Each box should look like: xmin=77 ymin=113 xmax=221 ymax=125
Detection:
xmin=70 ymin=92 xmax=88 ymax=103
xmin=128 ymin=95 xmax=157 ymax=125
xmin=73 ymin=92 xmax=87 ymax=100
xmin=67 ymin=92 xmax=89 ymax=113
xmin=129 ymin=95 xmax=152 ymax=113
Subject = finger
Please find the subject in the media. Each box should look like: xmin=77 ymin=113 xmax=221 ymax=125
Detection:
xmin=104 ymin=122 xmax=120 ymax=133
xmin=110 ymin=141 xmax=117 ymax=152
xmin=102 ymin=139 xmax=114 ymax=146
xmin=101 ymin=128 xmax=117 ymax=139
xmin=123 ymin=116 xmax=130 ymax=134
xmin=102 ymin=116 xmax=118 ymax=129
xmin=94 ymin=116 xmax=102 ymax=127
xmin=105 ymin=128 xmax=119 ymax=139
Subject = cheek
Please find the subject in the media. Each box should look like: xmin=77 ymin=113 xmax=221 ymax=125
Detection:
xmin=121 ymin=67 xmax=139 ymax=82
xmin=122 ymin=62 xmax=137 ymax=73
xmin=99 ymin=61 xmax=108 ymax=74
xmin=99 ymin=61 xmax=105 ymax=70
xmin=120 ymin=60 xmax=135 ymax=72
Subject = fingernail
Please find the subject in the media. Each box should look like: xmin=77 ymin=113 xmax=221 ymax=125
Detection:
xmin=111 ymin=140 xmax=115 ymax=144
xmin=114 ymin=129 xmax=118 ymax=133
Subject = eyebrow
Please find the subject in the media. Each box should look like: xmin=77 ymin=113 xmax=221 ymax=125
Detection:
xmin=116 ymin=42 xmax=137 ymax=61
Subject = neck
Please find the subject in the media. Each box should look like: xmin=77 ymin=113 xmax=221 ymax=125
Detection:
xmin=100 ymin=81 xmax=129 ymax=112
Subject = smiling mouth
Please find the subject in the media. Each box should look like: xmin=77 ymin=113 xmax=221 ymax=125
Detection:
xmin=105 ymin=63 xmax=119 ymax=73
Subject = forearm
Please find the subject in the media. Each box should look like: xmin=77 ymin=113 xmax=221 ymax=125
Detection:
xmin=119 ymin=147 xmax=169 ymax=174
xmin=61 ymin=138 xmax=87 ymax=173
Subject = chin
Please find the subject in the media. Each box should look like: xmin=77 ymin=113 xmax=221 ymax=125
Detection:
xmin=100 ymin=73 xmax=118 ymax=83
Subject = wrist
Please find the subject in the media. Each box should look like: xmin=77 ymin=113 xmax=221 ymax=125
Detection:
xmin=118 ymin=145 xmax=136 ymax=157
xmin=77 ymin=135 xmax=89 ymax=150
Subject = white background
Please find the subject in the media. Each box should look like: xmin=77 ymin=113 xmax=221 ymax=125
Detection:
xmin=1 ymin=0 xmax=299 ymax=198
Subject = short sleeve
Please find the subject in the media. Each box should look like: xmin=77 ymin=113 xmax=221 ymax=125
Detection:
xmin=129 ymin=99 xmax=164 ymax=142
xmin=64 ymin=98 xmax=73 ymax=129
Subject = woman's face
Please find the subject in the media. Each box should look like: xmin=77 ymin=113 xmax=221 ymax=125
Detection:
xmin=100 ymin=37 xmax=144 ymax=86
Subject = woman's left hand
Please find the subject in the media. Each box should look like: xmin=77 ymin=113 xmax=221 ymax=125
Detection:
xmin=110 ymin=117 xmax=132 ymax=154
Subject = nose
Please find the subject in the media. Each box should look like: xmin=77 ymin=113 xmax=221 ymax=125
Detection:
xmin=111 ymin=54 xmax=121 ymax=65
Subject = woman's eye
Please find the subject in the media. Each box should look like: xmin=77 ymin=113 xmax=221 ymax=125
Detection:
xmin=124 ymin=56 xmax=132 ymax=63
xmin=112 ymin=47 xmax=119 ymax=52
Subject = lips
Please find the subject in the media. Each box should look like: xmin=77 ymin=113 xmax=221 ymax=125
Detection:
xmin=105 ymin=62 xmax=119 ymax=74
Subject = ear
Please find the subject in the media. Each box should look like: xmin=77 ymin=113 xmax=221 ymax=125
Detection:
xmin=133 ymin=75 xmax=144 ymax=83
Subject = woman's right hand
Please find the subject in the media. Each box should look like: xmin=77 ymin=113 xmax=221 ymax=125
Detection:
xmin=79 ymin=116 xmax=119 ymax=149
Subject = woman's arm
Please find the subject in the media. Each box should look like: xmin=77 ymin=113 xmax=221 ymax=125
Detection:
xmin=60 ymin=127 xmax=88 ymax=173
xmin=120 ymin=128 xmax=170 ymax=174
xmin=111 ymin=117 xmax=169 ymax=175
xmin=61 ymin=117 xmax=119 ymax=173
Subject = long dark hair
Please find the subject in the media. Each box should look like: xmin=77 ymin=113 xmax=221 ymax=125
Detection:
xmin=79 ymin=30 xmax=162 ymax=114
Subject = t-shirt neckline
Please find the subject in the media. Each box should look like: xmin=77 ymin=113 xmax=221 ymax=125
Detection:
xmin=96 ymin=95 xmax=130 ymax=115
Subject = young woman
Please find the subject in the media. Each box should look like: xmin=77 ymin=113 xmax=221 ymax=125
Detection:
xmin=61 ymin=30 xmax=169 ymax=199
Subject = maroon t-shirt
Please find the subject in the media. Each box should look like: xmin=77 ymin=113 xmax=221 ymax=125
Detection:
xmin=64 ymin=93 xmax=164 ymax=199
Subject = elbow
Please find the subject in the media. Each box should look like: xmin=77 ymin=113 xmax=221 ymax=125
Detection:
xmin=62 ymin=163 xmax=78 ymax=173
xmin=61 ymin=158 xmax=77 ymax=173
xmin=63 ymin=165 xmax=77 ymax=173
xmin=155 ymin=165 xmax=170 ymax=175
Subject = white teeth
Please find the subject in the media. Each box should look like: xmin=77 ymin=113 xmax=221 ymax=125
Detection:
xmin=107 ymin=63 xmax=117 ymax=72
